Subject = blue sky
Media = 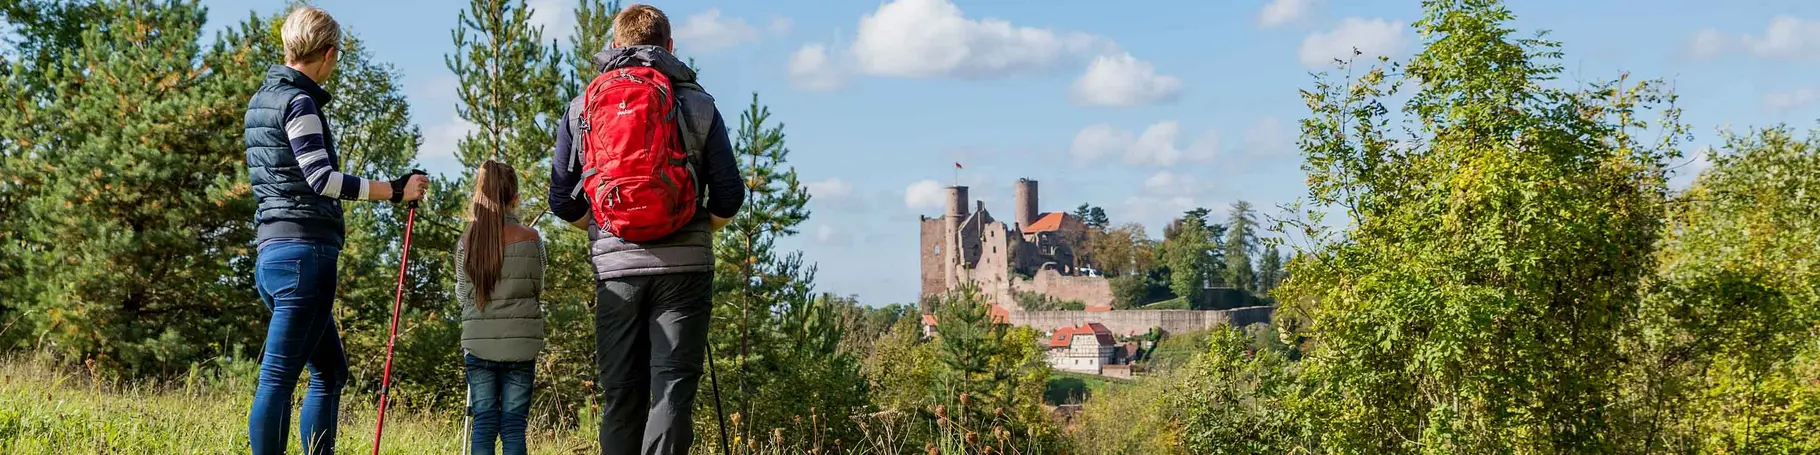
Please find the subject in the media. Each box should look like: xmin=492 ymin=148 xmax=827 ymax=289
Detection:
xmin=197 ymin=0 xmax=1820 ymax=305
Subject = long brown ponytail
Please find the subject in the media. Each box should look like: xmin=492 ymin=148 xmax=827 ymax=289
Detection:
xmin=463 ymin=159 xmax=519 ymax=310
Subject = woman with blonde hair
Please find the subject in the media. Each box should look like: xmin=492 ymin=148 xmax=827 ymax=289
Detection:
xmin=455 ymin=159 xmax=546 ymax=455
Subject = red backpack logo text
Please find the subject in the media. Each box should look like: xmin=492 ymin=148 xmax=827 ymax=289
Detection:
xmin=574 ymin=67 xmax=699 ymax=242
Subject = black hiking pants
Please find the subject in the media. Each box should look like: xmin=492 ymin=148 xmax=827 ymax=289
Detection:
xmin=593 ymin=271 xmax=713 ymax=455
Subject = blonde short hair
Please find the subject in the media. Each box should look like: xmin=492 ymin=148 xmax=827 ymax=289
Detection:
xmin=613 ymin=4 xmax=671 ymax=47
xmin=282 ymin=6 xmax=341 ymax=63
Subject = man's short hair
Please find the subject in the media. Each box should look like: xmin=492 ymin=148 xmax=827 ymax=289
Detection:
xmin=282 ymin=6 xmax=341 ymax=63
xmin=613 ymin=4 xmax=671 ymax=47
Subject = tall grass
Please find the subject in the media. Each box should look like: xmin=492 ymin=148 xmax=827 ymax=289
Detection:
xmin=0 ymin=356 xmax=595 ymax=454
xmin=0 ymin=356 xmax=1060 ymax=454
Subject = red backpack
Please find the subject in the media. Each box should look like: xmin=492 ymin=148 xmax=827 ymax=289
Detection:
xmin=572 ymin=66 xmax=700 ymax=242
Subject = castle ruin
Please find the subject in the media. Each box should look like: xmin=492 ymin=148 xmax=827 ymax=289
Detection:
xmin=919 ymin=178 xmax=1114 ymax=310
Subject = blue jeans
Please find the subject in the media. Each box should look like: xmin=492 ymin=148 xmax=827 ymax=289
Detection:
xmin=248 ymin=241 xmax=347 ymax=455
xmin=467 ymin=353 xmax=535 ymax=455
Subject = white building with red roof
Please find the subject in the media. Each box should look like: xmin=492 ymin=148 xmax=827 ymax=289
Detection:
xmin=1046 ymin=322 xmax=1117 ymax=374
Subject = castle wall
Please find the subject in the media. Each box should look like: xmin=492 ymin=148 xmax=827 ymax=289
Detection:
xmin=1006 ymin=306 xmax=1276 ymax=337
xmin=1015 ymin=269 xmax=1114 ymax=308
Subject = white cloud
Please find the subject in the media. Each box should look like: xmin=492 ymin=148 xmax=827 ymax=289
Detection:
xmin=1143 ymin=171 xmax=1201 ymax=196
xmin=788 ymin=44 xmax=846 ymax=91
xmin=1187 ymin=130 xmax=1222 ymax=163
xmin=1134 ymin=170 xmax=1233 ymax=233
xmin=1688 ymin=28 xmax=1729 ymax=59
xmin=807 ymin=177 xmax=856 ymax=203
xmin=1743 ymin=16 xmax=1820 ymax=61
xmin=420 ymin=117 xmax=478 ymax=160
xmin=1687 ymin=16 xmax=1820 ymax=62
xmin=814 ymin=224 xmax=854 ymax=246
xmin=848 ymin=0 xmax=1110 ymax=79
xmin=1129 ymin=122 xmax=1187 ymax=166
xmin=1299 ymin=17 xmax=1408 ymax=68
xmin=526 ymin=0 xmax=577 ymax=43
xmin=768 ymin=16 xmax=794 ymax=34
xmin=1069 ymin=123 xmax=1131 ymax=163
xmin=1764 ymin=87 xmax=1820 ymax=112
xmin=1242 ymin=116 xmax=1295 ymax=156
xmin=904 ymin=179 xmax=948 ymax=211
xmin=1259 ymin=0 xmax=1316 ymax=29
xmin=1124 ymin=171 xmax=1213 ymax=232
xmin=1070 ymin=121 xmax=1220 ymax=167
xmin=1070 ymin=52 xmax=1183 ymax=107
xmin=676 ymin=9 xmax=762 ymax=53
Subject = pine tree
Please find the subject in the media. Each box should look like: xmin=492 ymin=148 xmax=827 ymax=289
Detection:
xmin=1256 ymin=243 xmax=1285 ymax=297
xmin=1223 ymin=200 xmax=1258 ymax=292
xmin=447 ymin=0 xmax=564 ymax=179
xmin=928 ymin=286 xmax=1066 ymax=450
xmin=565 ymin=0 xmax=619 ymax=97
xmin=0 ymin=0 xmax=261 ymax=371
xmin=443 ymin=0 xmax=590 ymax=415
xmin=701 ymin=94 xmax=870 ymax=445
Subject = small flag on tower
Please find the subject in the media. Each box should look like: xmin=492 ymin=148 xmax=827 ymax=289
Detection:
xmin=954 ymin=162 xmax=963 ymax=169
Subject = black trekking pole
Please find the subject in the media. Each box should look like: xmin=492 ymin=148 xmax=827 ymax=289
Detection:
xmin=706 ymin=341 xmax=732 ymax=454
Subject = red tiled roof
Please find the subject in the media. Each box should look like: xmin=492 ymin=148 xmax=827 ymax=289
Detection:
xmin=921 ymin=308 xmax=1007 ymax=327
xmin=987 ymin=304 xmax=1010 ymax=324
xmin=1047 ymin=322 xmax=1115 ymax=348
xmin=1084 ymin=305 xmax=1112 ymax=312
xmin=1023 ymin=212 xmax=1066 ymax=233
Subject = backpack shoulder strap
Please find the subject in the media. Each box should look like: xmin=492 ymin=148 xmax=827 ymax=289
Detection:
xmin=566 ymin=95 xmax=592 ymax=200
xmin=565 ymin=95 xmax=588 ymax=173
xmin=671 ymin=83 xmax=714 ymax=162
xmin=671 ymin=82 xmax=716 ymax=208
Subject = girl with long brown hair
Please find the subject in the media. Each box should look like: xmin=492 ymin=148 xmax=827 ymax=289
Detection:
xmin=455 ymin=159 xmax=546 ymax=455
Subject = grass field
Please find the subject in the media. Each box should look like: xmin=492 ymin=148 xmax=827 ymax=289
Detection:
xmin=0 ymin=358 xmax=596 ymax=454
xmin=1043 ymin=371 xmax=1128 ymax=405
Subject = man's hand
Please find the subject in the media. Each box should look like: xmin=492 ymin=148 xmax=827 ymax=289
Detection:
xmin=710 ymin=215 xmax=733 ymax=231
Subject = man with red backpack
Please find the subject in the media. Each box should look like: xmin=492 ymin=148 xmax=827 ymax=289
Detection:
xmin=545 ymin=4 xmax=744 ymax=455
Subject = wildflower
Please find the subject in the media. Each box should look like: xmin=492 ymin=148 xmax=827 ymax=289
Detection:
xmin=965 ymin=431 xmax=979 ymax=445
xmin=925 ymin=442 xmax=940 ymax=455
xmin=934 ymin=404 xmax=948 ymax=421
xmin=959 ymin=392 xmax=971 ymax=406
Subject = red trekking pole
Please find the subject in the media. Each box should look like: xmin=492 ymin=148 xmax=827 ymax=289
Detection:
xmin=370 ymin=197 xmax=420 ymax=455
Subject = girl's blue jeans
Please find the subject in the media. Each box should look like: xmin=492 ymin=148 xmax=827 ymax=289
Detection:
xmin=466 ymin=353 xmax=535 ymax=455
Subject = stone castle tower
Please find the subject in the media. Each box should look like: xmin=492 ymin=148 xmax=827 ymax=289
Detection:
xmin=920 ymin=178 xmax=1114 ymax=308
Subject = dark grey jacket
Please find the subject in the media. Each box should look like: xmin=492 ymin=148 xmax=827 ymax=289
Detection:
xmin=548 ymin=46 xmax=744 ymax=280
xmin=246 ymin=65 xmax=344 ymax=247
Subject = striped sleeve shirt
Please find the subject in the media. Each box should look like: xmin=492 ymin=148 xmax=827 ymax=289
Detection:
xmin=285 ymin=94 xmax=377 ymax=200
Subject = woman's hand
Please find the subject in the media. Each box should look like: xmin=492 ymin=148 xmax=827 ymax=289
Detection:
xmin=388 ymin=170 xmax=430 ymax=203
